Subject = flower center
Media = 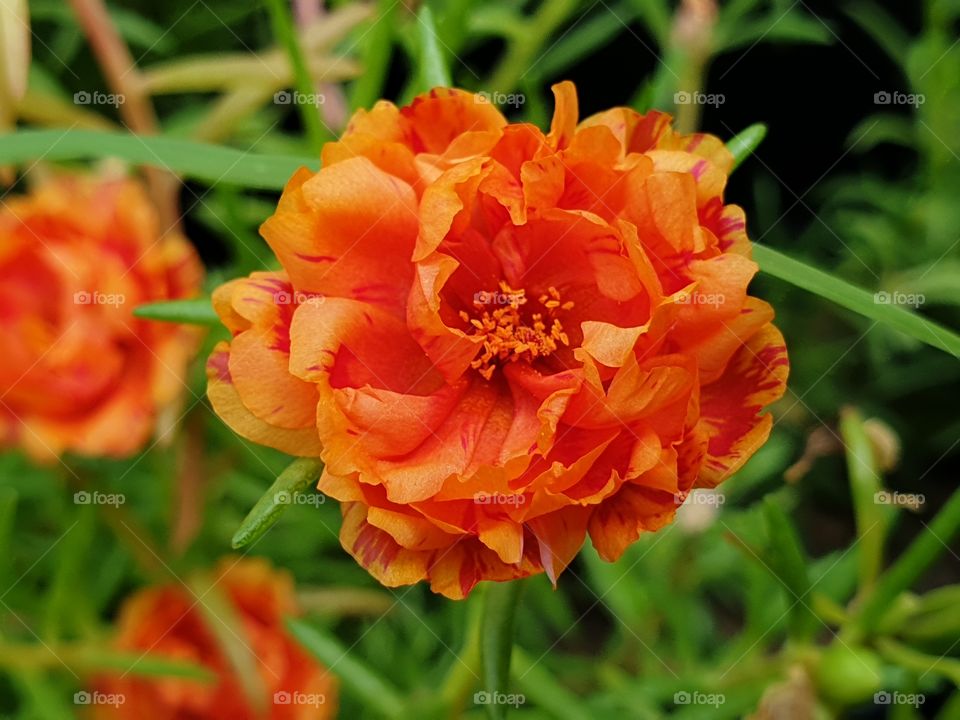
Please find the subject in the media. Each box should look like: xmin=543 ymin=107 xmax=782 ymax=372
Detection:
xmin=459 ymin=282 xmax=574 ymax=380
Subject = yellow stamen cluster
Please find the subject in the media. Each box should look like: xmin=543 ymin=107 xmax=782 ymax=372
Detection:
xmin=460 ymin=282 xmax=574 ymax=380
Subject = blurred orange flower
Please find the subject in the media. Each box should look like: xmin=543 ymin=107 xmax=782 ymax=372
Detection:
xmin=0 ymin=173 xmax=202 ymax=460
xmin=208 ymin=83 xmax=788 ymax=599
xmin=91 ymin=556 xmax=337 ymax=719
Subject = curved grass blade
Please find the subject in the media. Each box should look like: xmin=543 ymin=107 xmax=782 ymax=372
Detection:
xmin=753 ymin=244 xmax=960 ymax=358
xmin=134 ymin=298 xmax=219 ymax=326
xmin=231 ymin=458 xmax=324 ymax=549
xmin=286 ymin=617 xmax=403 ymax=719
xmin=264 ymin=0 xmax=329 ymax=152
xmin=0 ymin=129 xmax=314 ymax=189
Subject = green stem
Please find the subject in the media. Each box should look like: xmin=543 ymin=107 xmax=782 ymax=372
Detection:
xmin=479 ymin=580 xmax=524 ymax=720
xmin=850 ymin=485 xmax=960 ymax=638
xmin=487 ymin=0 xmax=577 ymax=93
xmin=839 ymin=407 xmax=888 ymax=590
xmin=264 ymin=0 xmax=329 ymax=152
xmin=439 ymin=584 xmax=486 ymax=717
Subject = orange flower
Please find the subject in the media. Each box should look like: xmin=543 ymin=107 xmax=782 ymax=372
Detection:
xmin=208 ymin=83 xmax=788 ymax=599
xmin=0 ymin=173 xmax=202 ymax=460
xmin=90 ymin=556 xmax=337 ymax=719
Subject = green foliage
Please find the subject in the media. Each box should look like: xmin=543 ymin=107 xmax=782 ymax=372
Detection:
xmin=1 ymin=1 xmax=958 ymax=719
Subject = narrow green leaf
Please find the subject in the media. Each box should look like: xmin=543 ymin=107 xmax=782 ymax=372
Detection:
xmin=0 ymin=643 xmax=215 ymax=681
xmin=838 ymin=407 xmax=889 ymax=589
xmin=231 ymin=458 xmax=325 ymax=549
xmin=532 ymin=1 xmax=636 ymax=80
xmin=350 ymin=0 xmax=396 ymax=110
xmin=511 ymin=647 xmax=594 ymax=720
xmin=0 ymin=487 xmax=17 ymax=589
xmin=853 ymin=485 xmax=960 ymax=636
xmin=416 ymin=6 xmax=452 ymax=90
xmin=286 ymin=617 xmax=403 ymax=718
xmin=72 ymin=648 xmax=216 ymax=681
xmin=479 ymin=580 xmax=524 ymax=720
xmin=264 ymin=0 xmax=329 ymax=153
xmin=843 ymin=1 xmax=909 ymax=68
xmin=762 ymin=498 xmax=818 ymax=639
xmin=752 ymin=244 xmax=960 ymax=358
xmin=876 ymin=638 xmax=960 ymax=685
xmin=0 ymin=129 xmax=314 ymax=189
xmin=134 ymin=298 xmax=219 ymax=326
xmin=727 ymin=123 xmax=768 ymax=170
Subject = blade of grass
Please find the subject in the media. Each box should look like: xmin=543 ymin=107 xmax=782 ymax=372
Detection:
xmin=349 ymin=0 xmax=396 ymax=110
xmin=839 ymin=406 xmax=890 ymax=590
xmin=851 ymin=485 xmax=960 ymax=637
xmin=511 ymin=647 xmax=594 ymax=720
xmin=0 ymin=129 xmax=314 ymax=189
xmin=286 ymin=617 xmax=403 ymax=718
xmin=753 ymin=244 xmax=960 ymax=358
xmin=0 ymin=643 xmax=215 ymax=681
xmin=762 ymin=498 xmax=819 ymax=640
xmin=231 ymin=458 xmax=324 ymax=549
xmin=263 ymin=0 xmax=329 ymax=152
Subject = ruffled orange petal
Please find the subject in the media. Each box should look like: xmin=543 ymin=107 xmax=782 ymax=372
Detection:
xmin=696 ymin=323 xmax=789 ymax=487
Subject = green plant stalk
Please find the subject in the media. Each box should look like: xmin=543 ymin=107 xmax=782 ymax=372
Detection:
xmin=439 ymin=584 xmax=485 ymax=716
xmin=487 ymin=0 xmax=577 ymax=93
xmin=762 ymin=498 xmax=819 ymax=640
xmin=416 ymin=6 xmax=451 ymax=90
xmin=350 ymin=0 xmax=395 ymax=110
xmin=876 ymin=637 xmax=960 ymax=685
xmin=850 ymin=485 xmax=960 ymax=638
xmin=264 ymin=0 xmax=329 ymax=153
xmin=479 ymin=580 xmax=524 ymax=720
xmin=839 ymin=407 xmax=887 ymax=590
xmin=231 ymin=457 xmax=325 ymax=549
